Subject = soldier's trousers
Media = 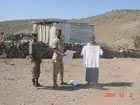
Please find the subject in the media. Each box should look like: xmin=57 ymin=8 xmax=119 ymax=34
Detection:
xmin=53 ymin=59 xmax=64 ymax=81
xmin=32 ymin=59 xmax=41 ymax=79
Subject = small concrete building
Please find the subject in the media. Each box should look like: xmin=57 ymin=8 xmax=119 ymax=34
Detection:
xmin=33 ymin=19 xmax=94 ymax=46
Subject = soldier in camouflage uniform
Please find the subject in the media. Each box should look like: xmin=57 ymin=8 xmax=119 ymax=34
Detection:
xmin=29 ymin=33 xmax=42 ymax=87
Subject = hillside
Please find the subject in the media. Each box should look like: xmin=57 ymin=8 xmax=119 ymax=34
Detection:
xmin=78 ymin=9 xmax=140 ymax=48
xmin=1 ymin=9 xmax=140 ymax=48
xmin=0 ymin=20 xmax=33 ymax=34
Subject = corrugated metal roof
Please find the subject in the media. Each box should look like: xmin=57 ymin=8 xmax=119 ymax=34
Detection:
xmin=32 ymin=19 xmax=94 ymax=26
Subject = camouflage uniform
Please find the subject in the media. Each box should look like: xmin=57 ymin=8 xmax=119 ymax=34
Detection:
xmin=29 ymin=40 xmax=42 ymax=86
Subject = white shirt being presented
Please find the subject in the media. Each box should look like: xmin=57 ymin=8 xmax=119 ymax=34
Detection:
xmin=81 ymin=43 xmax=103 ymax=68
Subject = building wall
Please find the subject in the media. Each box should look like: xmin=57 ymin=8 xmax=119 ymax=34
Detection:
xmin=33 ymin=22 xmax=94 ymax=46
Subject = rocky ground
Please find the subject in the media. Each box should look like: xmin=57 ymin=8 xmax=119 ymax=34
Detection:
xmin=0 ymin=58 xmax=140 ymax=105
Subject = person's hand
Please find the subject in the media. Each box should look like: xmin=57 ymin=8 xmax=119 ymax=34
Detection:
xmin=61 ymin=53 xmax=66 ymax=56
xmin=29 ymin=55 xmax=34 ymax=63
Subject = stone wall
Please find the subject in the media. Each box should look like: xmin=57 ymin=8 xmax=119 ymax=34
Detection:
xmin=0 ymin=41 xmax=140 ymax=59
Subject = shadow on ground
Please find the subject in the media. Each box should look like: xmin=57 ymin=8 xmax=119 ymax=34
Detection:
xmin=37 ymin=82 xmax=133 ymax=91
xmin=99 ymin=82 xmax=133 ymax=87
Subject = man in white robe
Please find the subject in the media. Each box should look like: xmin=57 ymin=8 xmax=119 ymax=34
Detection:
xmin=81 ymin=35 xmax=103 ymax=85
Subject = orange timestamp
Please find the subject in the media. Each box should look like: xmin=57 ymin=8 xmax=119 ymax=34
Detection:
xmin=104 ymin=92 xmax=135 ymax=98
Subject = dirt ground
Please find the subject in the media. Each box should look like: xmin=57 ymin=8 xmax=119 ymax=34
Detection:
xmin=0 ymin=58 xmax=140 ymax=105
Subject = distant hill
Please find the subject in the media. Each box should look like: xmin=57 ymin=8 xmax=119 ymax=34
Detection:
xmin=77 ymin=9 xmax=140 ymax=48
xmin=1 ymin=9 xmax=140 ymax=48
xmin=0 ymin=19 xmax=33 ymax=34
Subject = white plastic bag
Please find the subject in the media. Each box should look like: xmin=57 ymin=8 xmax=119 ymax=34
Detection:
xmin=69 ymin=80 xmax=79 ymax=86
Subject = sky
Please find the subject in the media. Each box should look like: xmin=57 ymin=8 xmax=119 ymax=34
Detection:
xmin=1 ymin=0 xmax=140 ymax=21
